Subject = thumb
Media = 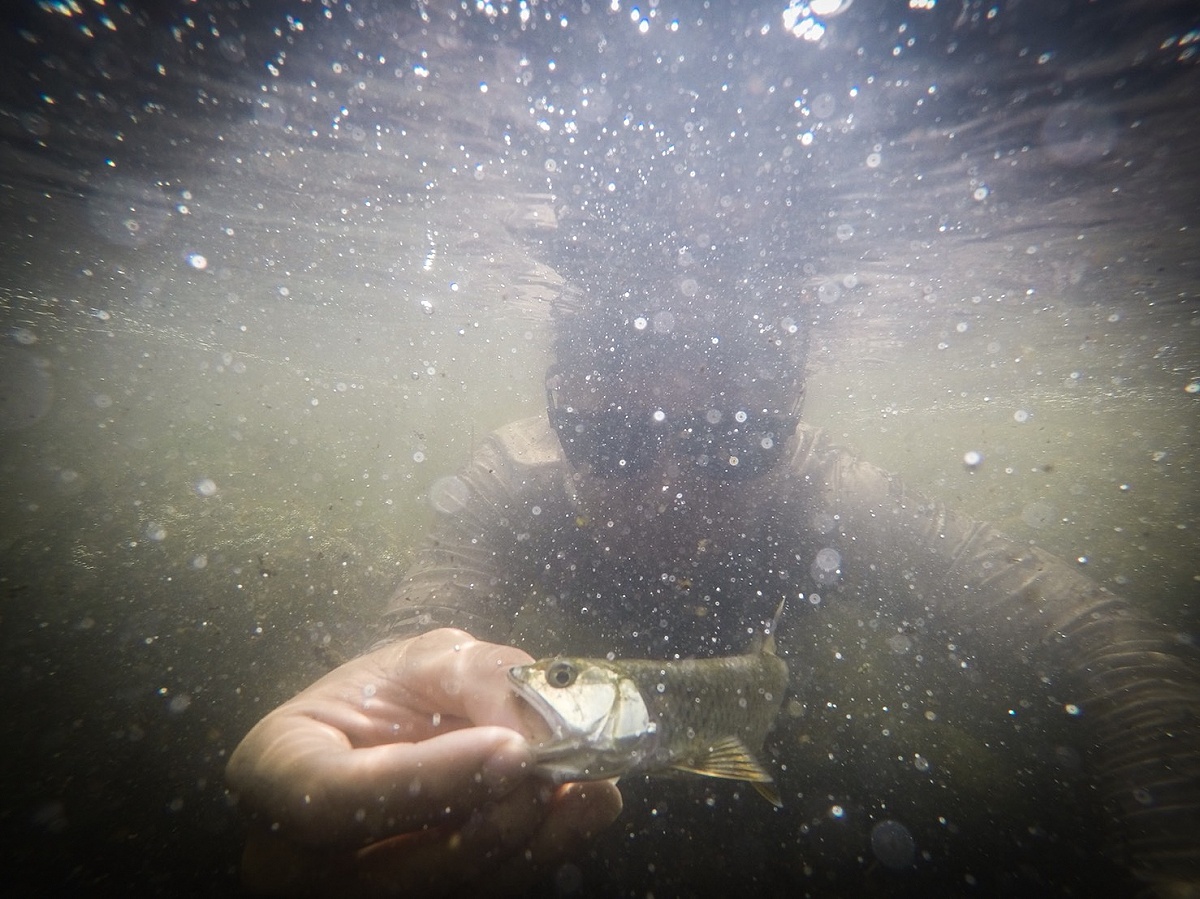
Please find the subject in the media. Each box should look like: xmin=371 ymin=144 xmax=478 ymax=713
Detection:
xmin=482 ymin=780 xmax=624 ymax=896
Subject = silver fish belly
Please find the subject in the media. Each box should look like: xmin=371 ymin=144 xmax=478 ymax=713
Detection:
xmin=509 ymin=643 xmax=789 ymax=806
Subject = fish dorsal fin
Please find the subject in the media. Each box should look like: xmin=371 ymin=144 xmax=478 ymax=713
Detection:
xmin=762 ymin=598 xmax=786 ymax=656
xmin=671 ymin=737 xmax=782 ymax=807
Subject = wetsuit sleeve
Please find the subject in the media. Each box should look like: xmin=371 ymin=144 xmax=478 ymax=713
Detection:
xmin=373 ymin=417 xmax=564 ymax=647
xmin=794 ymin=426 xmax=1200 ymax=887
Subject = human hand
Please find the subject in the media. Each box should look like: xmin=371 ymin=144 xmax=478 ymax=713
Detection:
xmin=226 ymin=628 xmax=622 ymax=896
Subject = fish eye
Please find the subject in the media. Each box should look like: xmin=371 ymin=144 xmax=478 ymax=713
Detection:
xmin=545 ymin=660 xmax=577 ymax=688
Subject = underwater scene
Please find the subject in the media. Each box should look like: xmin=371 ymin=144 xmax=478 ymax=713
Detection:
xmin=0 ymin=1 xmax=1197 ymax=896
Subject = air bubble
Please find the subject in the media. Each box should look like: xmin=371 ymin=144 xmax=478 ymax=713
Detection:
xmin=817 ymin=281 xmax=842 ymax=304
xmin=888 ymin=634 xmax=912 ymax=654
xmin=811 ymin=547 xmax=842 ymax=585
xmin=871 ymin=820 xmax=916 ymax=869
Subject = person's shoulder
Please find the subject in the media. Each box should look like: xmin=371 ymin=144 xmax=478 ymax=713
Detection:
xmin=786 ymin=421 xmax=890 ymax=493
xmin=491 ymin=415 xmax=563 ymax=470
xmin=793 ymin=421 xmax=869 ymax=462
xmin=789 ymin=420 xmax=837 ymax=469
xmin=795 ymin=420 xmax=824 ymax=447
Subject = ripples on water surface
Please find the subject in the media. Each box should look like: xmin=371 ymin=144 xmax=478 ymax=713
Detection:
xmin=0 ymin=0 xmax=1196 ymax=893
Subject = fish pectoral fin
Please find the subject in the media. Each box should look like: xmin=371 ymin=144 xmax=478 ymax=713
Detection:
xmin=671 ymin=736 xmax=781 ymax=806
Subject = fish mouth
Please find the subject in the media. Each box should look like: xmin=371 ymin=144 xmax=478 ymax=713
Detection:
xmin=507 ymin=665 xmax=571 ymax=743
xmin=508 ymin=665 xmax=600 ymax=772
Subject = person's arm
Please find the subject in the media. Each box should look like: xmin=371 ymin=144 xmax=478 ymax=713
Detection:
xmin=377 ymin=417 xmax=567 ymax=647
xmin=226 ymin=420 xmax=619 ymax=895
xmin=795 ymin=426 xmax=1200 ymax=889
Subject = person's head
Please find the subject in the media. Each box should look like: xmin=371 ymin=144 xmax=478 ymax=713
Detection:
xmin=545 ymin=281 xmax=809 ymax=517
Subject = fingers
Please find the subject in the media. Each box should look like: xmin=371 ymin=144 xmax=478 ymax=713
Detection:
xmin=234 ymin=723 xmax=536 ymax=848
xmin=333 ymin=726 xmax=537 ymax=835
xmin=287 ymin=630 xmax=538 ymax=748
xmin=228 ymin=631 xmax=548 ymax=848
xmin=348 ymin=778 xmax=555 ymax=896
xmin=228 ymin=630 xmax=562 ymax=850
xmin=484 ymin=780 xmax=624 ymax=896
xmin=362 ymin=629 xmax=538 ymax=734
xmin=343 ymin=780 xmax=624 ymax=898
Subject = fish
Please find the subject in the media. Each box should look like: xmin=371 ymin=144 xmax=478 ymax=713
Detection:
xmin=508 ymin=601 xmax=789 ymax=806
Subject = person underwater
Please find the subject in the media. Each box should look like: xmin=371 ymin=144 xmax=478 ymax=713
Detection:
xmin=227 ymin=297 xmax=1200 ymax=896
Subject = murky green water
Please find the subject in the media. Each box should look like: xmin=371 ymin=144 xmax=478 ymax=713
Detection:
xmin=0 ymin=1 xmax=1195 ymax=894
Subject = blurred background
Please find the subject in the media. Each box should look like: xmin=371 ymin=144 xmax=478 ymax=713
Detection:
xmin=0 ymin=0 xmax=1195 ymax=892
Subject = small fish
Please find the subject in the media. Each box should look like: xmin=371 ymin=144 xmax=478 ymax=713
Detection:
xmin=508 ymin=602 xmax=789 ymax=806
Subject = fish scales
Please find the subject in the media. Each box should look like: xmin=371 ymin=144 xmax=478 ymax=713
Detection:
xmin=620 ymin=653 xmax=787 ymax=760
